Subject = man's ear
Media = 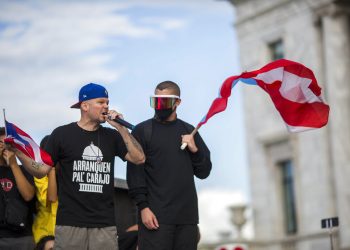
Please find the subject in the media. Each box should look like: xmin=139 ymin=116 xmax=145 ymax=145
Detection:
xmin=175 ymin=98 xmax=181 ymax=106
xmin=81 ymin=101 xmax=89 ymax=111
xmin=172 ymin=99 xmax=181 ymax=111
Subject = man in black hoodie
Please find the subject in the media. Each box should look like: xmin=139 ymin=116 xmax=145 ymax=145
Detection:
xmin=127 ymin=81 xmax=212 ymax=250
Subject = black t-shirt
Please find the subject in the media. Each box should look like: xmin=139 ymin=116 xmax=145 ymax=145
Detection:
xmin=0 ymin=165 xmax=35 ymax=238
xmin=127 ymin=118 xmax=212 ymax=224
xmin=45 ymin=122 xmax=127 ymax=227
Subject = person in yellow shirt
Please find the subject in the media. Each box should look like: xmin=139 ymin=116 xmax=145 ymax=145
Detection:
xmin=32 ymin=136 xmax=58 ymax=243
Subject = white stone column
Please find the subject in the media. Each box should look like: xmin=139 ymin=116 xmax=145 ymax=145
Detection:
xmin=322 ymin=10 xmax=350 ymax=249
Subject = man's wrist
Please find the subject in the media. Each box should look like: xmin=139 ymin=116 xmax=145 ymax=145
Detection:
xmin=138 ymin=201 xmax=149 ymax=211
xmin=190 ymin=148 xmax=204 ymax=161
xmin=141 ymin=207 xmax=150 ymax=212
xmin=118 ymin=125 xmax=129 ymax=135
xmin=189 ymin=146 xmax=198 ymax=153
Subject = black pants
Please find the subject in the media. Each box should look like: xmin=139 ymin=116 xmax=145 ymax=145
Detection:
xmin=118 ymin=230 xmax=138 ymax=250
xmin=0 ymin=236 xmax=35 ymax=250
xmin=138 ymin=223 xmax=198 ymax=250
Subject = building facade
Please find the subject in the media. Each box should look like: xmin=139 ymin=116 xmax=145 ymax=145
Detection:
xmin=227 ymin=0 xmax=350 ymax=250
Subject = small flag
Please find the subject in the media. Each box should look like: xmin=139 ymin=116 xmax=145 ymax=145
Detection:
xmin=198 ymin=59 xmax=330 ymax=132
xmin=4 ymin=120 xmax=53 ymax=166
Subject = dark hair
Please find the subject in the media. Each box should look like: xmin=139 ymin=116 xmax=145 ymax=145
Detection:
xmin=0 ymin=127 xmax=5 ymax=136
xmin=155 ymin=81 xmax=181 ymax=97
xmin=0 ymin=127 xmax=6 ymax=135
xmin=35 ymin=235 xmax=55 ymax=250
xmin=40 ymin=135 xmax=50 ymax=149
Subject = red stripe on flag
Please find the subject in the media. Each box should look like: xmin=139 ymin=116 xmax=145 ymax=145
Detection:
xmin=257 ymin=80 xmax=329 ymax=128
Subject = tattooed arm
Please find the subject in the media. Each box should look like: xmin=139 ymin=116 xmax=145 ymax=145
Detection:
xmin=107 ymin=110 xmax=145 ymax=165
xmin=6 ymin=145 xmax=51 ymax=178
xmin=120 ymin=129 xmax=145 ymax=165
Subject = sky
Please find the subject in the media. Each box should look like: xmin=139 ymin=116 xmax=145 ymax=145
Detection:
xmin=0 ymin=0 xmax=251 ymax=242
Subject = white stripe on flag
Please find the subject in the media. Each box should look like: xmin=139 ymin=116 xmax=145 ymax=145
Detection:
xmin=13 ymin=138 xmax=27 ymax=153
xmin=255 ymin=67 xmax=323 ymax=104
xmin=286 ymin=124 xmax=315 ymax=133
xmin=255 ymin=67 xmax=284 ymax=84
xmin=280 ymin=71 xmax=322 ymax=104
xmin=18 ymin=134 xmax=43 ymax=164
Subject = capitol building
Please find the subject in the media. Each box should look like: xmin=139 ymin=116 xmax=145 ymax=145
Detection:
xmin=200 ymin=0 xmax=350 ymax=249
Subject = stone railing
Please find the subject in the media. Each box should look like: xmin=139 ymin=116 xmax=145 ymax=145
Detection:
xmin=198 ymin=229 xmax=338 ymax=250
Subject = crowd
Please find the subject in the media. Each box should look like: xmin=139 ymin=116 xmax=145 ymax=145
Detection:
xmin=0 ymin=81 xmax=211 ymax=250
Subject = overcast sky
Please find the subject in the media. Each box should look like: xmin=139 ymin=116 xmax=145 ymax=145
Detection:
xmin=0 ymin=0 xmax=251 ymax=242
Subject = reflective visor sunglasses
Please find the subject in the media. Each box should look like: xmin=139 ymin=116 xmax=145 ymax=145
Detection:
xmin=150 ymin=95 xmax=180 ymax=110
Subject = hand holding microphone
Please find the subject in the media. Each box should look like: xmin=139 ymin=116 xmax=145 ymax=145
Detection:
xmin=103 ymin=111 xmax=135 ymax=130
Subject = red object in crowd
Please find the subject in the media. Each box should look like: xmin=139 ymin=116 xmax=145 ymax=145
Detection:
xmin=218 ymin=247 xmax=244 ymax=250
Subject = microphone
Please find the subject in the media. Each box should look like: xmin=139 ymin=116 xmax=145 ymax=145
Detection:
xmin=103 ymin=112 xmax=135 ymax=130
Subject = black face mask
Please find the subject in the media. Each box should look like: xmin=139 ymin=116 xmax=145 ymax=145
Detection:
xmin=155 ymin=108 xmax=173 ymax=121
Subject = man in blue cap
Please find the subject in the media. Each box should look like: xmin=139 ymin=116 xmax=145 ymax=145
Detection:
xmin=12 ymin=83 xmax=145 ymax=250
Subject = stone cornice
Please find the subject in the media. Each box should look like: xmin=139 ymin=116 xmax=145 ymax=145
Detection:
xmin=312 ymin=0 xmax=350 ymax=26
xmin=198 ymin=229 xmax=338 ymax=249
xmin=228 ymin=0 xmax=246 ymax=6
xmin=233 ymin=0 xmax=291 ymax=26
xmin=313 ymin=0 xmax=350 ymax=17
xmin=231 ymin=0 xmax=350 ymax=27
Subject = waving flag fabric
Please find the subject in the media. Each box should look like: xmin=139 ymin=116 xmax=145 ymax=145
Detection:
xmin=198 ymin=59 xmax=330 ymax=132
xmin=4 ymin=120 xmax=53 ymax=166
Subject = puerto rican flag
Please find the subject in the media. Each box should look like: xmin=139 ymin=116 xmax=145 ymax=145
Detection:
xmin=4 ymin=120 xmax=53 ymax=166
xmin=198 ymin=59 xmax=330 ymax=132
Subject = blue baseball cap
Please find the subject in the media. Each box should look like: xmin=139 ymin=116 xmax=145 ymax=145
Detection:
xmin=71 ymin=83 xmax=109 ymax=108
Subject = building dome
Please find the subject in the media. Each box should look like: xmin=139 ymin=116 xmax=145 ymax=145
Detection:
xmin=82 ymin=142 xmax=103 ymax=161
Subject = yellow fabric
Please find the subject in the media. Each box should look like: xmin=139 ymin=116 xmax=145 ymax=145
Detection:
xmin=32 ymin=176 xmax=58 ymax=243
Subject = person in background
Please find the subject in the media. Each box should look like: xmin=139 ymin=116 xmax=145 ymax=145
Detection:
xmin=34 ymin=235 xmax=55 ymax=250
xmin=10 ymin=83 xmax=145 ymax=250
xmin=118 ymin=224 xmax=138 ymax=250
xmin=32 ymin=135 xmax=58 ymax=243
xmin=127 ymin=81 xmax=212 ymax=250
xmin=0 ymin=127 xmax=35 ymax=250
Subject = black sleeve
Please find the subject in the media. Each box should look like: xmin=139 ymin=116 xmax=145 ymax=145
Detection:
xmin=126 ymin=124 xmax=148 ymax=210
xmin=189 ymin=132 xmax=212 ymax=179
xmin=44 ymin=127 xmax=61 ymax=166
